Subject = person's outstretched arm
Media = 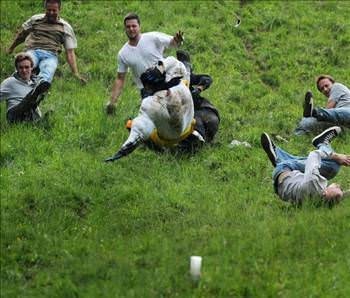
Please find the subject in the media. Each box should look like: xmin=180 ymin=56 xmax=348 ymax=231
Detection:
xmin=331 ymin=153 xmax=350 ymax=166
xmin=7 ymin=27 xmax=29 ymax=54
xmin=191 ymin=73 xmax=213 ymax=91
xmin=105 ymin=72 xmax=126 ymax=115
xmin=66 ymin=49 xmax=87 ymax=84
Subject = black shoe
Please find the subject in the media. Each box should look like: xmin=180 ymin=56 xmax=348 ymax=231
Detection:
xmin=303 ymin=91 xmax=314 ymax=117
xmin=312 ymin=126 xmax=341 ymax=147
xmin=25 ymin=80 xmax=51 ymax=105
xmin=261 ymin=133 xmax=277 ymax=167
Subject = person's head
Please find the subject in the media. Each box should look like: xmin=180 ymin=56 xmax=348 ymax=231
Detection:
xmin=140 ymin=61 xmax=166 ymax=92
xmin=316 ymin=75 xmax=335 ymax=97
xmin=123 ymin=13 xmax=141 ymax=41
xmin=14 ymin=53 xmax=34 ymax=81
xmin=44 ymin=0 xmax=61 ymax=23
xmin=322 ymin=183 xmax=343 ymax=203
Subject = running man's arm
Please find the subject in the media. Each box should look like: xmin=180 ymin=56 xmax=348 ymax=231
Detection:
xmin=106 ymin=72 xmax=126 ymax=115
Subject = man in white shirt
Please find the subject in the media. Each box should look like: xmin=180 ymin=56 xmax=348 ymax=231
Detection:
xmin=105 ymin=12 xmax=184 ymax=115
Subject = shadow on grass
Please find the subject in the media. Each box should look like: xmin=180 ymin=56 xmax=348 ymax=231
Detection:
xmin=279 ymin=197 xmax=342 ymax=212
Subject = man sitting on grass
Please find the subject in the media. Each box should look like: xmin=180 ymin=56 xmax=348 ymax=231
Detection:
xmin=0 ymin=53 xmax=50 ymax=123
xmin=295 ymin=75 xmax=350 ymax=135
xmin=261 ymin=126 xmax=350 ymax=204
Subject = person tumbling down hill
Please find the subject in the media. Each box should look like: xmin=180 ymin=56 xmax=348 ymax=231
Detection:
xmin=105 ymin=56 xmax=200 ymax=162
xmin=261 ymin=126 xmax=350 ymax=204
xmin=295 ymin=75 xmax=350 ymax=135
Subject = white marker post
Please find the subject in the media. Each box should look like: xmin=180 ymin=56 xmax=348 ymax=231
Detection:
xmin=190 ymin=256 xmax=202 ymax=282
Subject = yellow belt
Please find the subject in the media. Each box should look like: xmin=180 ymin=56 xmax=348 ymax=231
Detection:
xmin=149 ymin=118 xmax=196 ymax=147
xmin=181 ymin=79 xmax=190 ymax=88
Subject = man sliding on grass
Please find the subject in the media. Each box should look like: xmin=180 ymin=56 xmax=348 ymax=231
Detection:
xmin=7 ymin=0 xmax=86 ymax=87
xmin=261 ymin=126 xmax=350 ymax=204
xmin=0 ymin=53 xmax=50 ymax=123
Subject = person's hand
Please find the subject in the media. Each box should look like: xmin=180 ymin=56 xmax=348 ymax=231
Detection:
xmin=174 ymin=31 xmax=184 ymax=45
xmin=105 ymin=101 xmax=116 ymax=115
xmin=191 ymin=86 xmax=204 ymax=97
xmin=191 ymin=87 xmax=201 ymax=97
xmin=331 ymin=153 xmax=350 ymax=166
xmin=75 ymin=74 xmax=87 ymax=85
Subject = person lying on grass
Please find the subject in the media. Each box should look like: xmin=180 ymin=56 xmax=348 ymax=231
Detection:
xmin=261 ymin=126 xmax=350 ymax=204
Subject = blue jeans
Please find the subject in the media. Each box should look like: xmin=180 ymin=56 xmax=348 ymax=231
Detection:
xmin=27 ymin=49 xmax=58 ymax=83
xmin=272 ymin=145 xmax=340 ymax=191
xmin=314 ymin=107 xmax=350 ymax=126
xmin=294 ymin=117 xmax=333 ymax=135
xmin=295 ymin=107 xmax=350 ymax=135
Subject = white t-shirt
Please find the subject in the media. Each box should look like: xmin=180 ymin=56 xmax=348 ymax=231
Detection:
xmin=117 ymin=32 xmax=173 ymax=89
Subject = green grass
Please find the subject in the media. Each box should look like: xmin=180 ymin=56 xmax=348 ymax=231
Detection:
xmin=1 ymin=1 xmax=350 ymax=297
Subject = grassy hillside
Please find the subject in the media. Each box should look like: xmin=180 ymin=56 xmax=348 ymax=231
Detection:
xmin=1 ymin=1 xmax=350 ymax=297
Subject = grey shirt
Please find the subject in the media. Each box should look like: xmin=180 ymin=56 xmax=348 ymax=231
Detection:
xmin=0 ymin=73 xmax=36 ymax=111
xmin=277 ymin=151 xmax=328 ymax=202
xmin=330 ymin=83 xmax=350 ymax=108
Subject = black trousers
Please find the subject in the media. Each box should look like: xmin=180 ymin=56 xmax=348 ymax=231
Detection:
xmin=194 ymin=107 xmax=220 ymax=143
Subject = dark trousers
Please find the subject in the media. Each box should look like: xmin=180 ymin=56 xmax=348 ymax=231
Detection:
xmin=194 ymin=108 xmax=220 ymax=142
xmin=6 ymin=94 xmax=41 ymax=123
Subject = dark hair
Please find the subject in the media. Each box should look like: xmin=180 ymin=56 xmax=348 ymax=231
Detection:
xmin=44 ymin=0 xmax=61 ymax=8
xmin=14 ymin=52 xmax=34 ymax=69
xmin=140 ymin=66 xmax=165 ymax=88
xmin=316 ymin=75 xmax=335 ymax=91
xmin=123 ymin=13 xmax=140 ymax=26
